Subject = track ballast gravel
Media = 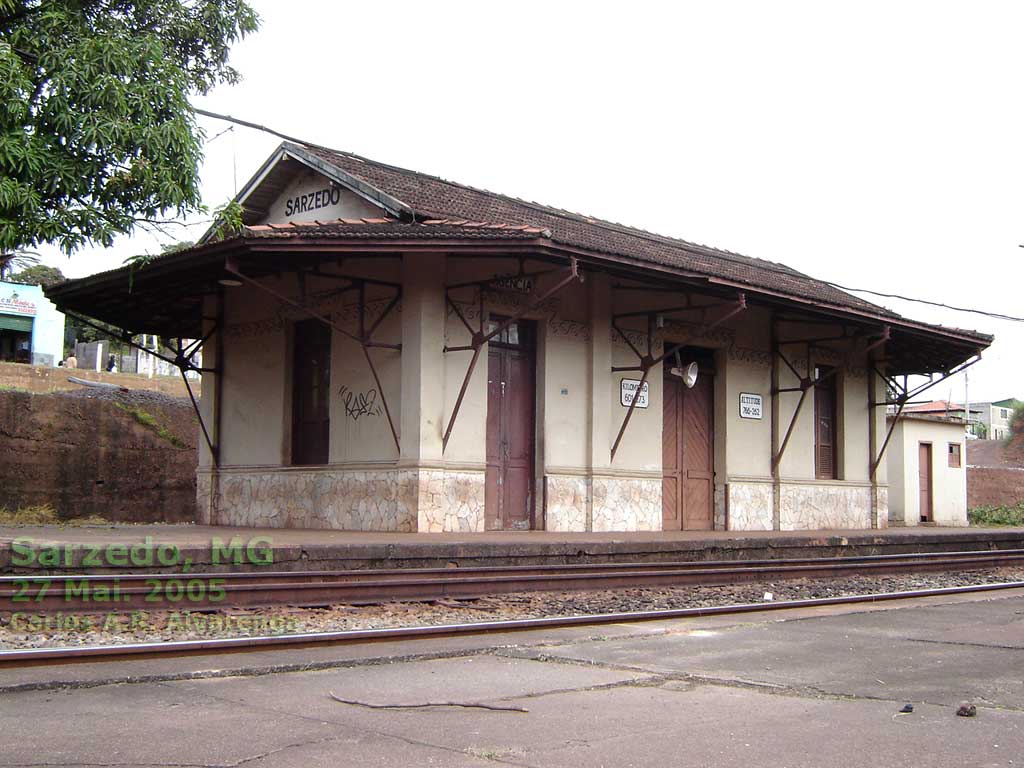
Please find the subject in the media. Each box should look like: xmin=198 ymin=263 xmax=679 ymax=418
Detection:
xmin=2 ymin=567 xmax=1022 ymax=650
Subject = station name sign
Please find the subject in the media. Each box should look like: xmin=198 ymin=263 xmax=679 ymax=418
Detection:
xmin=739 ymin=392 xmax=763 ymax=420
xmin=620 ymin=378 xmax=649 ymax=409
xmin=492 ymin=275 xmax=534 ymax=294
xmin=284 ymin=186 xmax=342 ymax=217
xmin=0 ymin=292 xmax=37 ymax=316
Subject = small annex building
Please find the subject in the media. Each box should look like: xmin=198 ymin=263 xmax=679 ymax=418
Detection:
xmin=46 ymin=142 xmax=993 ymax=533
xmin=886 ymin=414 xmax=968 ymax=526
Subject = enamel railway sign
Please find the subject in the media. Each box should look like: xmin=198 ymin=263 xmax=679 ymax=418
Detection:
xmin=739 ymin=392 xmax=763 ymax=420
xmin=620 ymin=378 xmax=650 ymax=409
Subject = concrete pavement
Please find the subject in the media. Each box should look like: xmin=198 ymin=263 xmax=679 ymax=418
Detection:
xmin=1 ymin=592 xmax=1022 ymax=767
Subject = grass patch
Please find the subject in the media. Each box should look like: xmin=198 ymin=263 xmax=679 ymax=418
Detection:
xmin=969 ymin=503 xmax=1024 ymax=527
xmin=113 ymin=402 xmax=187 ymax=448
xmin=0 ymin=505 xmax=109 ymax=526
xmin=0 ymin=384 xmax=30 ymax=393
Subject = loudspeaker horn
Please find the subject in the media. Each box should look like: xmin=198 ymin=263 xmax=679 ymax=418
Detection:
xmin=669 ymin=361 xmax=699 ymax=389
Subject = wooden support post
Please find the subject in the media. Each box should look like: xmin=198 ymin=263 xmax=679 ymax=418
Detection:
xmin=770 ymin=314 xmax=781 ymax=530
xmin=868 ymin=347 xmax=879 ymax=528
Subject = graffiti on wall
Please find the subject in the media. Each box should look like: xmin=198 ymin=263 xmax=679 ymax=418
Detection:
xmin=338 ymin=384 xmax=384 ymax=421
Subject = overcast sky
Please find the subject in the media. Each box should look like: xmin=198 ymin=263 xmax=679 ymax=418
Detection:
xmin=37 ymin=1 xmax=1022 ymax=402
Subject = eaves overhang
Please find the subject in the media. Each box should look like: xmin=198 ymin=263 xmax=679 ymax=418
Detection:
xmin=46 ymin=232 xmax=993 ymax=375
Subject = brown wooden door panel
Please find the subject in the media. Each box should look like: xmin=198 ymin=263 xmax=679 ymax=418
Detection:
xmin=484 ymin=351 xmax=503 ymax=530
xmin=918 ymin=442 xmax=933 ymax=522
xmin=682 ymin=374 xmax=714 ymax=530
xmin=484 ymin=319 xmax=536 ymax=530
xmin=662 ymin=475 xmax=680 ymax=528
xmin=662 ymin=369 xmax=714 ymax=531
xmin=683 ymin=479 xmax=712 ymax=530
xmin=662 ymin=374 xmax=682 ymax=529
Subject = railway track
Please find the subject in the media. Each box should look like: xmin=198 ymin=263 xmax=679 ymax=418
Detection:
xmin=2 ymin=579 xmax=1023 ymax=667
xmin=3 ymin=548 xmax=1023 ymax=612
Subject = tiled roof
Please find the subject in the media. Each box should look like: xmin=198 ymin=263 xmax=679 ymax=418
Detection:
xmin=904 ymin=400 xmax=979 ymax=414
xmin=301 ymin=145 xmax=896 ymax=318
xmin=243 ymin=218 xmax=550 ymax=239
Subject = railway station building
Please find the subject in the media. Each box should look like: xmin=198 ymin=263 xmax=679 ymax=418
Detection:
xmin=46 ymin=143 xmax=993 ymax=533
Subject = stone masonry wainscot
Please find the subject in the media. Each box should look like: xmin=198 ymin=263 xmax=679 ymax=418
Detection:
xmin=198 ymin=467 xmax=485 ymax=532
xmin=545 ymin=474 xmax=661 ymax=532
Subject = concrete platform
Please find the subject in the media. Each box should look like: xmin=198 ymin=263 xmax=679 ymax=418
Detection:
xmin=2 ymin=523 xmax=1023 ymax=574
xmin=2 ymin=590 xmax=1022 ymax=767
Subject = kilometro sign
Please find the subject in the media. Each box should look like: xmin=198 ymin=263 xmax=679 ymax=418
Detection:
xmin=285 ymin=186 xmax=342 ymax=217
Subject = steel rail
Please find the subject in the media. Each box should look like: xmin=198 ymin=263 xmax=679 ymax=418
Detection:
xmin=3 ymin=550 xmax=1023 ymax=612
xmin=1 ymin=580 xmax=1022 ymax=668
xmin=4 ymin=547 xmax=1022 ymax=583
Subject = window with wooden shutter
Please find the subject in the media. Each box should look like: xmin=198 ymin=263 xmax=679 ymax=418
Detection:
xmin=948 ymin=443 xmax=961 ymax=468
xmin=814 ymin=367 xmax=838 ymax=480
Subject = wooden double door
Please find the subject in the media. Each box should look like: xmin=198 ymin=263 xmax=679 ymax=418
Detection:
xmin=662 ymin=366 xmax=715 ymax=530
xmin=485 ymin=319 xmax=536 ymax=530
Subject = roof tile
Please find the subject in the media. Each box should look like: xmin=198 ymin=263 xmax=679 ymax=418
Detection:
xmin=302 ymin=145 xmax=896 ymax=317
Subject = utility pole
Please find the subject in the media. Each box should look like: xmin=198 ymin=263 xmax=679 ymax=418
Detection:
xmin=965 ymin=370 xmax=971 ymax=437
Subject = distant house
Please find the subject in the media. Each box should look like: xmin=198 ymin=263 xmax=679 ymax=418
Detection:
xmin=902 ymin=400 xmax=979 ymax=428
xmin=972 ymin=399 xmax=1020 ymax=440
xmin=902 ymin=400 xmax=972 ymax=419
xmin=0 ymin=280 xmax=66 ymax=366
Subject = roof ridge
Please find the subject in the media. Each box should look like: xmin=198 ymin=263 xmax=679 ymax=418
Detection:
xmin=303 ymin=144 xmax=806 ymax=277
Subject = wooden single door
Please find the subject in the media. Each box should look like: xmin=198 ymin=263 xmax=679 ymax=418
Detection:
xmin=662 ymin=369 xmax=715 ymax=530
xmin=918 ymin=442 xmax=933 ymax=523
xmin=485 ymin=319 xmax=535 ymax=530
xmin=291 ymin=319 xmax=331 ymax=465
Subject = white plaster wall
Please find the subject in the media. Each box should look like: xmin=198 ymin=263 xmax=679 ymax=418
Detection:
xmin=723 ymin=355 xmax=773 ymax=477
xmin=543 ymin=329 xmax=590 ymax=470
xmin=260 ymin=169 xmax=385 ymax=224
xmin=218 ymin=281 xmax=288 ymax=466
xmin=329 ymin=291 xmax=402 ymax=464
xmin=609 ymin=328 xmax=662 ymax=473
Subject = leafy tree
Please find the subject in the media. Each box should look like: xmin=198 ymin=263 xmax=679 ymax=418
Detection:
xmin=1011 ymin=403 xmax=1024 ymax=437
xmin=0 ymin=0 xmax=260 ymax=254
xmin=7 ymin=262 xmax=64 ymax=286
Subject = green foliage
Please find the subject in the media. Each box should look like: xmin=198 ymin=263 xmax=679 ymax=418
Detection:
xmin=7 ymin=262 xmax=64 ymax=286
xmin=160 ymin=239 xmax=194 ymax=254
xmin=0 ymin=0 xmax=260 ymax=254
xmin=969 ymin=502 xmax=1024 ymax=527
xmin=1011 ymin=403 xmax=1024 ymax=437
xmin=0 ymin=249 xmax=38 ymax=279
xmin=208 ymin=198 xmax=244 ymax=241
xmin=113 ymin=401 xmax=187 ymax=448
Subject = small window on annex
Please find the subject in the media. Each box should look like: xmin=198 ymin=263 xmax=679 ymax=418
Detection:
xmin=948 ymin=443 xmax=962 ymax=468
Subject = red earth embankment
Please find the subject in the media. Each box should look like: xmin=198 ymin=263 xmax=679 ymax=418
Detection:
xmin=0 ymin=388 xmax=197 ymax=522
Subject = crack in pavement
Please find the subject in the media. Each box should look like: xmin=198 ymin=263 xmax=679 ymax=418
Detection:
xmin=492 ymin=646 xmax=1024 ymax=713
xmin=148 ymin=681 xmax=542 ymax=768
xmin=0 ymin=734 xmax=367 ymax=768
xmin=906 ymin=637 xmax=1024 ymax=651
